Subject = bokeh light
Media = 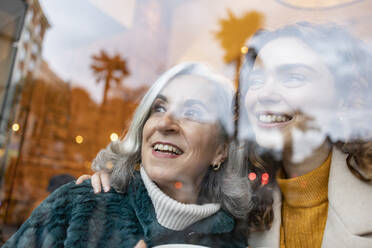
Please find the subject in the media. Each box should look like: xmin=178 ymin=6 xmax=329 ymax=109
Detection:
xmin=12 ymin=123 xmax=20 ymax=132
xmin=248 ymin=172 xmax=257 ymax=181
xmin=241 ymin=46 xmax=248 ymax=54
xmin=110 ymin=132 xmax=119 ymax=141
xmin=261 ymin=173 xmax=269 ymax=185
xmin=75 ymin=135 xmax=84 ymax=144
xmin=174 ymin=181 xmax=183 ymax=189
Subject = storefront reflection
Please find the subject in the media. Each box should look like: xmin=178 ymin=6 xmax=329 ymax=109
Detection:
xmin=0 ymin=0 xmax=371 ymax=245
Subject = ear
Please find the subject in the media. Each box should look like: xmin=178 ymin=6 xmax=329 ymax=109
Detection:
xmin=212 ymin=142 xmax=229 ymax=165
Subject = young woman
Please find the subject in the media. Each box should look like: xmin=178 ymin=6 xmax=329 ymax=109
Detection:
xmin=238 ymin=22 xmax=372 ymax=248
xmin=4 ymin=63 xmax=250 ymax=247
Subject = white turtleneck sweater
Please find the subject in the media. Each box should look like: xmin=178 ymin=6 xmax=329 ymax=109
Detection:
xmin=140 ymin=167 xmax=221 ymax=231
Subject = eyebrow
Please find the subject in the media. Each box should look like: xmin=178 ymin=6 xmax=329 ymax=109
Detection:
xmin=156 ymin=95 xmax=212 ymax=112
xmin=252 ymin=64 xmax=318 ymax=74
xmin=155 ymin=94 xmax=167 ymax=102
xmin=276 ymin=64 xmax=317 ymax=74
xmin=184 ymin=99 xmax=210 ymax=111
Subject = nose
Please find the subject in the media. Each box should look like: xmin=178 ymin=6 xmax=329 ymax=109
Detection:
xmin=157 ymin=112 xmax=180 ymax=134
xmin=257 ymin=76 xmax=282 ymax=105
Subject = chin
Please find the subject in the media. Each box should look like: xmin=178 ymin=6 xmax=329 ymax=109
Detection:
xmin=254 ymin=128 xmax=284 ymax=151
xmin=143 ymin=164 xmax=172 ymax=184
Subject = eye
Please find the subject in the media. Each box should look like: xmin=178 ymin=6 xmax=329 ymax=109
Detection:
xmin=183 ymin=108 xmax=202 ymax=120
xmin=152 ymin=103 xmax=166 ymax=113
xmin=281 ymin=73 xmax=308 ymax=88
xmin=246 ymin=75 xmax=265 ymax=90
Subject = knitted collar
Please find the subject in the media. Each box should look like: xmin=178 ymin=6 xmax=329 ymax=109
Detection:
xmin=127 ymin=170 xmax=234 ymax=242
xmin=140 ymin=167 xmax=221 ymax=231
xmin=276 ymin=151 xmax=332 ymax=207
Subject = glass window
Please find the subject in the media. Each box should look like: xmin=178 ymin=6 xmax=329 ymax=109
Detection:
xmin=0 ymin=0 xmax=371 ymax=246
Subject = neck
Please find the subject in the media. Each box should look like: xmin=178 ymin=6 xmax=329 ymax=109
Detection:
xmin=140 ymin=167 xmax=221 ymax=230
xmin=157 ymin=177 xmax=204 ymax=204
xmin=283 ymin=139 xmax=332 ymax=178
xmin=160 ymin=186 xmax=199 ymax=204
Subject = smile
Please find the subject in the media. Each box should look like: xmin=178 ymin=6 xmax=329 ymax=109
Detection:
xmin=153 ymin=143 xmax=183 ymax=155
xmin=257 ymin=113 xmax=293 ymax=124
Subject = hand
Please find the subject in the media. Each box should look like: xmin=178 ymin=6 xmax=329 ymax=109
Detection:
xmin=134 ymin=240 xmax=147 ymax=248
xmin=76 ymin=171 xmax=111 ymax=193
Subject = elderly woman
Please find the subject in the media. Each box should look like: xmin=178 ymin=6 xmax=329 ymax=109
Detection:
xmin=3 ymin=63 xmax=249 ymax=247
xmin=237 ymin=22 xmax=372 ymax=248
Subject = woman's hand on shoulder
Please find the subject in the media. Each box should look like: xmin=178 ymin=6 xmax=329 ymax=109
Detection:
xmin=76 ymin=171 xmax=111 ymax=193
xmin=134 ymin=240 xmax=147 ymax=248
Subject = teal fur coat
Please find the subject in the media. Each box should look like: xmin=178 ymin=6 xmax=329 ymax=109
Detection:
xmin=4 ymin=172 xmax=247 ymax=247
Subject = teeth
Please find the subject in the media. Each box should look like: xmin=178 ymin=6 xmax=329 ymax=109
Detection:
xmin=258 ymin=114 xmax=290 ymax=123
xmin=153 ymin=143 xmax=182 ymax=155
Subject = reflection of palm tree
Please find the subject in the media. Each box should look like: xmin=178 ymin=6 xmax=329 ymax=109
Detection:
xmin=90 ymin=50 xmax=130 ymax=106
xmin=215 ymin=10 xmax=264 ymax=87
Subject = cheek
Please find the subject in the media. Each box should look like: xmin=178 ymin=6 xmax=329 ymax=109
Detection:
xmin=187 ymin=127 xmax=219 ymax=154
xmin=141 ymin=120 xmax=153 ymax=159
xmin=203 ymin=131 xmax=220 ymax=156
xmin=244 ymin=90 xmax=255 ymax=108
xmin=292 ymin=74 xmax=336 ymax=108
xmin=244 ymin=91 xmax=256 ymax=119
xmin=288 ymin=87 xmax=333 ymax=112
xmin=142 ymin=119 xmax=153 ymax=140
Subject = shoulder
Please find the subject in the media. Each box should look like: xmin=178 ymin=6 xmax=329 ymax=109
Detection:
xmin=3 ymin=180 xmax=142 ymax=247
xmin=327 ymin=147 xmax=372 ymax=239
xmin=25 ymin=180 xmax=128 ymax=226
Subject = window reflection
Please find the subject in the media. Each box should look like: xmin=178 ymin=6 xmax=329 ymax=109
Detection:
xmin=0 ymin=0 xmax=372 ymax=245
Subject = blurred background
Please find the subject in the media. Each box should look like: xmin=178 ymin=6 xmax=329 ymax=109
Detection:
xmin=1 ymin=0 xmax=371 ymax=242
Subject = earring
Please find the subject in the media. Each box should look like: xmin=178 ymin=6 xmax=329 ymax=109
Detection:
xmin=211 ymin=161 xmax=222 ymax=171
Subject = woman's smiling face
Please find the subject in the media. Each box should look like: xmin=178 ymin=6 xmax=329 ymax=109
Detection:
xmin=141 ymin=75 xmax=226 ymax=189
xmin=244 ymin=37 xmax=337 ymax=151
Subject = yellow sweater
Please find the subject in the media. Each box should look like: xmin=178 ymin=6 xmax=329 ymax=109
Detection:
xmin=277 ymin=152 xmax=332 ymax=248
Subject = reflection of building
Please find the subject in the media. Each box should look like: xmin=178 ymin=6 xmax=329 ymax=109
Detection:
xmin=21 ymin=61 xmax=71 ymax=161
xmin=96 ymin=85 xmax=147 ymax=153
xmin=0 ymin=0 xmax=51 ymax=228
xmin=0 ymin=60 xmax=73 ymax=225
xmin=14 ymin=0 xmax=50 ymax=81
xmin=0 ymin=56 xmax=147 ymax=225
xmin=0 ymin=0 xmax=50 ymax=228
xmin=0 ymin=0 xmax=50 ymax=145
xmin=0 ymin=0 xmax=27 ymax=146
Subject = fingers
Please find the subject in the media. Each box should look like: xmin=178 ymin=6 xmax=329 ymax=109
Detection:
xmin=76 ymin=172 xmax=111 ymax=193
xmin=76 ymin=175 xmax=91 ymax=184
xmin=100 ymin=172 xmax=111 ymax=192
xmin=91 ymin=173 xmax=102 ymax=193
xmin=134 ymin=240 xmax=147 ymax=248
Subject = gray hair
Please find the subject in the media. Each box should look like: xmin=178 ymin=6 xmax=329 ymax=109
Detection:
xmin=92 ymin=62 xmax=252 ymax=218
